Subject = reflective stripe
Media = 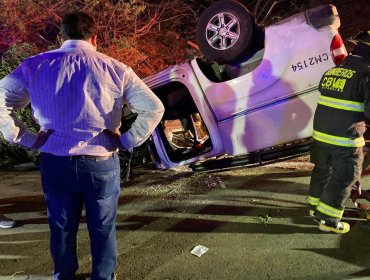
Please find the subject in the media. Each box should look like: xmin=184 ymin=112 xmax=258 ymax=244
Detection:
xmin=312 ymin=130 xmax=365 ymax=147
xmin=308 ymin=196 xmax=320 ymax=206
xmin=316 ymin=201 xmax=344 ymax=219
xmin=318 ymin=95 xmax=364 ymax=112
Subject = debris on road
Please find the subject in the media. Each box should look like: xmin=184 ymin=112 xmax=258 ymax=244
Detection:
xmin=190 ymin=245 xmax=209 ymax=257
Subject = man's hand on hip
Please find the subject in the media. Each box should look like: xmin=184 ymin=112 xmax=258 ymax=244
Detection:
xmin=102 ymin=129 xmax=126 ymax=151
xmin=31 ymin=129 xmax=55 ymax=149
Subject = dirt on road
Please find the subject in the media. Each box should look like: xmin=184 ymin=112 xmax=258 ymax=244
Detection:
xmin=1 ymin=156 xmax=370 ymax=280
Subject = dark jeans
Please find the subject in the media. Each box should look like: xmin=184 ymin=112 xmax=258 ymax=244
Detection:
xmin=40 ymin=153 xmax=120 ymax=280
xmin=309 ymin=141 xmax=363 ymax=223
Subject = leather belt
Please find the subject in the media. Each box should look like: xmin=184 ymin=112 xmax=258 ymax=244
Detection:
xmin=69 ymin=153 xmax=115 ymax=161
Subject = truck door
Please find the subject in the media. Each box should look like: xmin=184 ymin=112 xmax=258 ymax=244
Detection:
xmin=144 ymin=65 xmax=224 ymax=169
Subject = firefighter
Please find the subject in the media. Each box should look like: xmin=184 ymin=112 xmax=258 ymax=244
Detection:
xmin=308 ymin=30 xmax=370 ymax=234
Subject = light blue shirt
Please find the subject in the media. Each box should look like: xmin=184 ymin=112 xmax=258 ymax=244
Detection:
xmin=0 ymin=40 xmax=164 ymax=155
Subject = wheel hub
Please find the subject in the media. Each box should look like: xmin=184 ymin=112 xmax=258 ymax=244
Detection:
xmin=218 ymin=27 xmax=228 ymax=36
xmin=206 ymin=12 xmax=240 ymax=50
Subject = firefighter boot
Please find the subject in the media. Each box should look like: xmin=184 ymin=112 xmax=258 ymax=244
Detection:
xmin=319 ymin=220 xmax=350 ymax=234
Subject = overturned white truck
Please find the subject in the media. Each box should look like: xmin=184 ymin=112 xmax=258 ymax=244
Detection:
xmin=135 ymin=1 xmax=348 ymax=172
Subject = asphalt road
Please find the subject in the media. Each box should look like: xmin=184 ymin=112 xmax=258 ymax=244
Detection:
xmin=1 ymin=157 xmax=370 ymax=280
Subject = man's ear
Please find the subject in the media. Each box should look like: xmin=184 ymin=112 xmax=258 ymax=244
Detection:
xmin=58 ymin=34 xmax=65 ymax=46
xmin=91 ymin=35 xmax=97 ymax=49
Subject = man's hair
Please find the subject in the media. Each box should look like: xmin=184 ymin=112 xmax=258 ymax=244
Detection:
xmin=60 ymin=12 xmax=97 ymax=40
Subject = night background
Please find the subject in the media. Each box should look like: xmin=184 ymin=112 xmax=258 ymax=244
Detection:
xmin=1 ymin=0 xmax=368 ymax=77
xmin=1 ymin=1 xmax=370 ymax=279
xmin=0 ymin=0 xmax=369 ymax=167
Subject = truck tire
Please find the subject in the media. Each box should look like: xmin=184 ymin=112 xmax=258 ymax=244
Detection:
xmin=196 ymin=0 xmax=255 ymax=64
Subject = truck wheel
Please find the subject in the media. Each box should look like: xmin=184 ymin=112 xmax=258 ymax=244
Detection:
xmin=196 ymin=0 xmax=256 ymax=64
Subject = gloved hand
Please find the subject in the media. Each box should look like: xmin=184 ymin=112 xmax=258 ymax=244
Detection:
xmin=347 ymin=121 xmax=367 ymax=139
xmin=350 ymin=182 xmax=370 ymax=212
xmin=351 ymin=181 xmax=362 ymax=207
xmin=102 ymin=129 xmax=126 ymax=151
xmin=31 ymin=129 xmax=55 ymax=149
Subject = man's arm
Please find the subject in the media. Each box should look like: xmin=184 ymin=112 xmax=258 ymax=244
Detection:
xmin=119 ymin=68 xmax=164 ymax=150
xmin=0 ymin=66 xmax=38 ymax=148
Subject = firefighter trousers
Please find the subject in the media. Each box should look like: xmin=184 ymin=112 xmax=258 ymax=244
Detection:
xmin=308 ymin=140 xmax=363 ymax=224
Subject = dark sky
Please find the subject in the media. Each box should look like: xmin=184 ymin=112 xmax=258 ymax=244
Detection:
xmin=316 ymin=0 xmax=369 ymax=41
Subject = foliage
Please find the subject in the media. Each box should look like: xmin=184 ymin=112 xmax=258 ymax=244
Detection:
xmin=0 ymin=43 xmax=39 ymax=79
xmin=0 ymin=0 xmax=198 ymax=167
xmin=0 ymin=0 xmax=202 ymax=75
xmin=0 ymin=0 xmax=366 ymax=168
xmin=0 ymin=43 xmax=40 ymax=167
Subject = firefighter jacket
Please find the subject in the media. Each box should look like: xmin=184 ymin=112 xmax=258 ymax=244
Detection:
xmin=312 ymin=55 xmax=370 ymax=147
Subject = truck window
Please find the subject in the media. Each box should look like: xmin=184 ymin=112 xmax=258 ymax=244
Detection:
xmin=196 ymin=48 xmax=264 ymax=82
xmin=153 ymin=82 xmax=212 ymax=162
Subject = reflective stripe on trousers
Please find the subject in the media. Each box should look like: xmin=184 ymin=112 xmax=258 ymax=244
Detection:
xmin=308 ymin=141 xmax=363 ymax=224
xmin=308 ymin=196 xmax=344 ymax=219
xmin=316 ymin=201 xmax=344 ymax=219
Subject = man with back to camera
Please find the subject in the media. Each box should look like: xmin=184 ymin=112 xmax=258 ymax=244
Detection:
xmin=0 ymin=12 xmax=164 ymax=279
xmin=308 ymin=30 xmax=370 ymax=234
